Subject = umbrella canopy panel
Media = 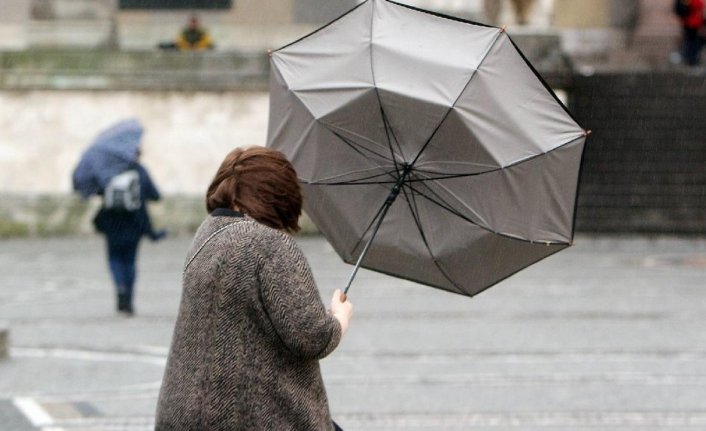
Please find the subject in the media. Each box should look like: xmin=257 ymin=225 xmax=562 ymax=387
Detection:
xmin=72 ymin=119 xmax=143 ymax=198
xmin=267 ymin=0 xmax=586 ymax=297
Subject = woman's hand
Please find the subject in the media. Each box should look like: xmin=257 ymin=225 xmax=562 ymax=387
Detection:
xmin=331 ymin=289 xmax=353 ymax=336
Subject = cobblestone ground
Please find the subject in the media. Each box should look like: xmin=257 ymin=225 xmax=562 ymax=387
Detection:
xmin=1 ymin=235 xmax=706 ymax=430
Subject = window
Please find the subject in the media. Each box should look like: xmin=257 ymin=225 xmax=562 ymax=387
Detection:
xmin=119 ymin=0 xmax=232 ymax=9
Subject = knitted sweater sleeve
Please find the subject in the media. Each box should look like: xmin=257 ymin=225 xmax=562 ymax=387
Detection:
xmin=257 ymin=230 xmax=342 ymax=360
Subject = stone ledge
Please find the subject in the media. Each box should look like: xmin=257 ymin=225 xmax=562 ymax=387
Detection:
xmin=0 ymin=49 xmax=269 ymax=91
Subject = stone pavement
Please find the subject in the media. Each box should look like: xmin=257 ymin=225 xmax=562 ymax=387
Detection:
xmin=0 ymin=234 xmax=706 ymax=431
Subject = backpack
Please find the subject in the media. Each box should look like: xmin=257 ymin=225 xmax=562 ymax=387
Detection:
xmin=675 ymin=0 xmax=691 ymax=17
xmin=103 ymin=169 xmax=141 ymax=212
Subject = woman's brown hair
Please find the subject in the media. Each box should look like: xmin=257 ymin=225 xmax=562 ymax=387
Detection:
xmin=206 ymin=146 xmax=302 ymax=233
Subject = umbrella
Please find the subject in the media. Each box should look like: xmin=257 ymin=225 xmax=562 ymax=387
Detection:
xmin=267 ymin=0 xmax=588 ymax=298
xmin=72 ymin=119 xmax=143 ymax=198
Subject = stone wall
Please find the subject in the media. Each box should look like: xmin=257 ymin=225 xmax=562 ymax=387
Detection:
xmin=0 ymin=29 xmax=573 ymax=237
xmin=2 ymin=71 xmax=705 ymax=236
xmin=0 ymin=90 xmax=269 ymax=195
xmin=1 ymin=41 xmax=701 ymax=236
xmin=572 ymin=71 xmax=706 ymax=234
xmin=0 ymin=89 xmax=322 ymax=237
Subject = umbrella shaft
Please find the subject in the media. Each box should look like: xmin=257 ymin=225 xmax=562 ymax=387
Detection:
xmin=386 ymin=164 xmax=412 ymax=204
xmin=343 ymin=201 xmax=392 ymax=294
xmin=343 ymin=165 xmax=412 ymax=294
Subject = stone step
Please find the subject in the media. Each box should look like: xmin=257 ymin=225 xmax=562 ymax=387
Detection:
xmin=0 ymin=49 xmax=269 ymax=91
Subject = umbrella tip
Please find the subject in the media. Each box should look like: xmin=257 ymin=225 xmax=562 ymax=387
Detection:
xmin=267 ymin=49 xmax=272 ymax=58
xmin=500 ymin=25 xmax=507 ymax=33
xmin=584 ymin=129 xmax=592 ymax=136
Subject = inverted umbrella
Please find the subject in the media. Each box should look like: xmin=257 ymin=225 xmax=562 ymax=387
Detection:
xmin=267 ymin=0 xmax=588 ymax=297
xmin=72 ymin=118 xmax=143 ymax=198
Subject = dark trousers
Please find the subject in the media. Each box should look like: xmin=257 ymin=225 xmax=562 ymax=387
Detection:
xmin=107 ymin=239 xmax=140 ymax=303
xmin=682 ymin=26 xmax=703 ymax=66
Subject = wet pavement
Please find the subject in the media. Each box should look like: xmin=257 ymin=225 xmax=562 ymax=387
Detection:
xmin=1 ymin=234 xmax=706 ymax=430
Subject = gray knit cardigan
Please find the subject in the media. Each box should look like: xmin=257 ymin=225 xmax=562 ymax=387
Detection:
xmin=155 ymin=211 xmax=342 ymax=430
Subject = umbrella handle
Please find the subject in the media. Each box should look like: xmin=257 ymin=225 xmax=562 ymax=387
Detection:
xmin=340 ymin=292 xmax=347 ymax=302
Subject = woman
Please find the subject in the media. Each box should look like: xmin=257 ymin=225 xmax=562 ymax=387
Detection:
xmin=156 ymin=146 xmax=353 ymax=430
xmin=93 ymin=150 xmax=166 ymax=316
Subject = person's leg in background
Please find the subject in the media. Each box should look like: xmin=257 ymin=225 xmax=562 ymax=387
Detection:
xmin=510 ymin=0 xmax=535 ymax=25
xmin=484 ymin=0 xmax=503 ymax=25
xmin=107 ymin=239 xmax=140 ymax=315
xmin=683 ymin=26 xmax=701 ymax=66
xmin=121 ymin=240 xmax=140 ymax=314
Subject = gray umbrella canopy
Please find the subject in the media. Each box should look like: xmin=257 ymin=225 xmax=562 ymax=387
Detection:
xmin=267 ymin=0 xmax=587 ymax=297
